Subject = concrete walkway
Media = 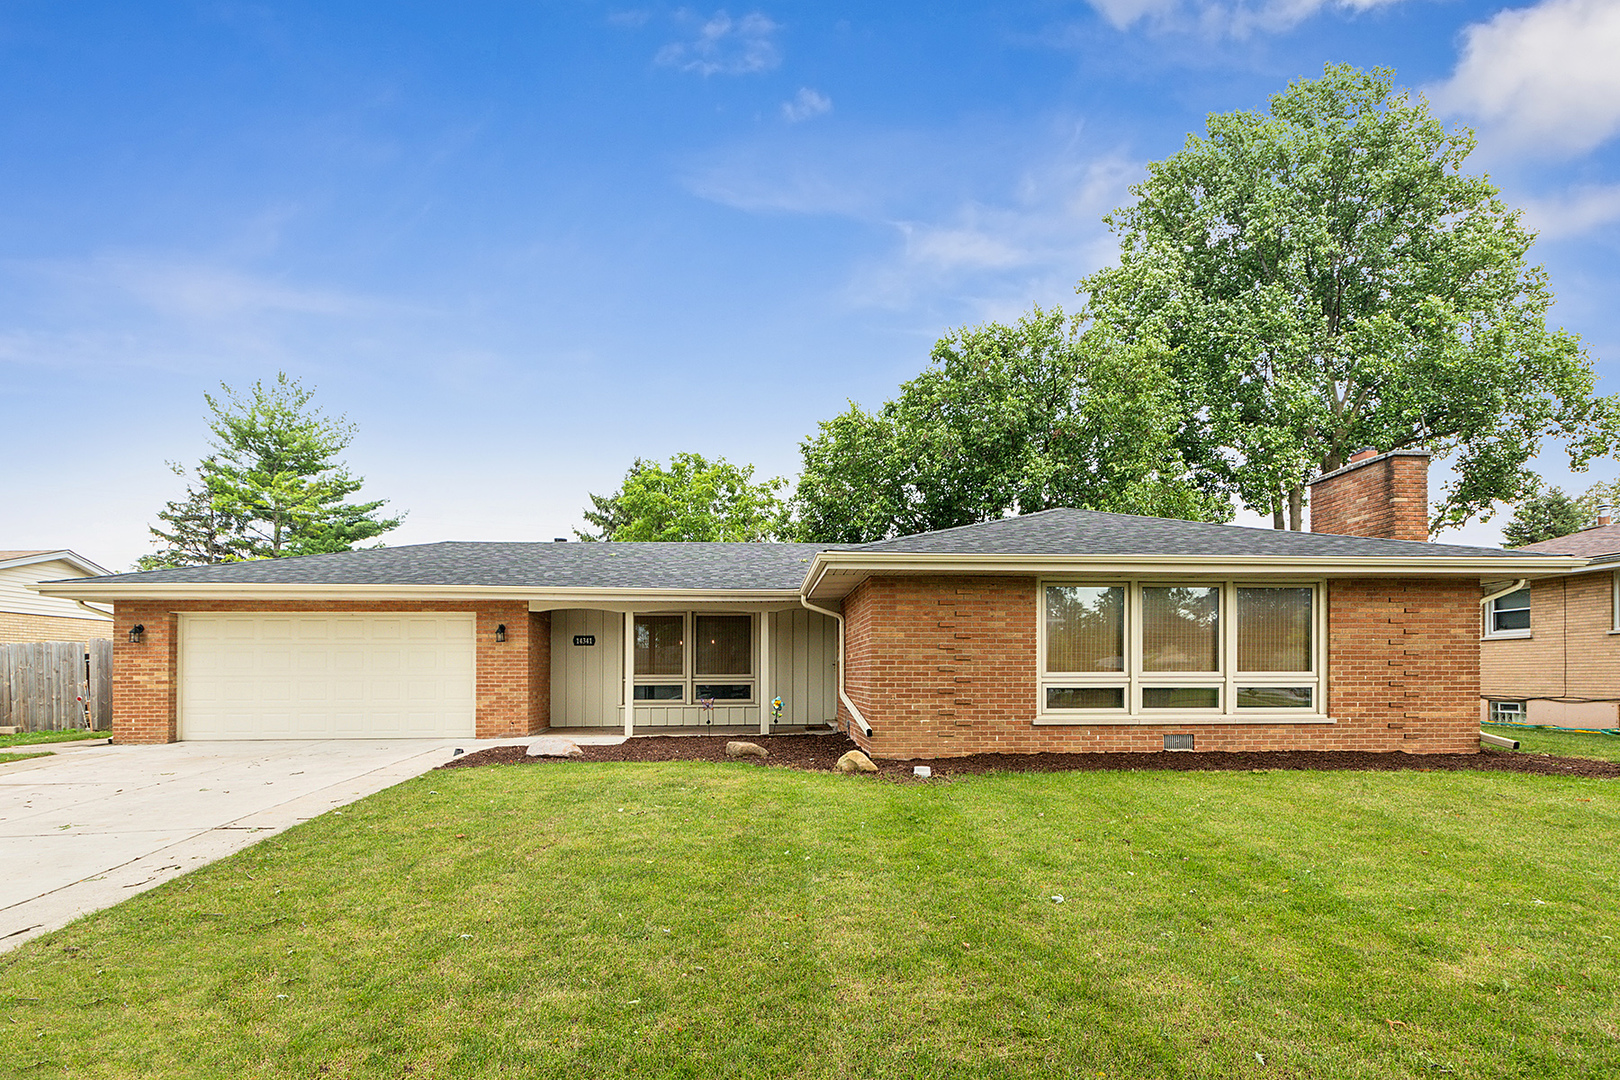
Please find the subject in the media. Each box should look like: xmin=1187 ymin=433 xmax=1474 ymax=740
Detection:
xmin=0 ymin=738 xmax=516 ymax=951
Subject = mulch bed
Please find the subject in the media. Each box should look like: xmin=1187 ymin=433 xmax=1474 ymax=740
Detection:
xmin=438 ymin=732 xmax=1620 ymax=780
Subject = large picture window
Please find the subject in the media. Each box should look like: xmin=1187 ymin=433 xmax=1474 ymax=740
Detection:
xmin=633 ymin=613 xmax=755 ymax=704
xmin=1039 ymin=580 xmax=1323 ymax=720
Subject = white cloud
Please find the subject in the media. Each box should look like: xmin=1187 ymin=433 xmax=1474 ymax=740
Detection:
xmin=655 ymin=11 xmax=780 ymax=76
xmin=683 ymin=120 xmax=1136 ymax=317
xmin=1519 ymin=183 xmax=1620 ymax=239
xmin=781 ymin=87 xmax=832 ymax=123
xmin=1085 ymin=0 xmax=1406 ymax=37
xmin=1428 ymin=0 xmax=1620 ymax=157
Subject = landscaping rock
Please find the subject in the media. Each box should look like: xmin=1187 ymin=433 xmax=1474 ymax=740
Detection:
xmin=725 ymin=741 xmax=768 ymax=759
xmin=836 ymin=750 xmax=878 ymax=774
xmin=526 ymin=737 xmax=584 ymax=758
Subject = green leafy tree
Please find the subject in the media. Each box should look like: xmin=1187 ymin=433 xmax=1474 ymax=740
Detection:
xmin=1080 ymin=64 xmax=1615 ymax=532
xmin=577 ymin=453 xmax=791 ymax=542
xmin=136 ymin=459 xmax=253 ymax=570
xmin=793 ymin=306 xmax=1229 ymax=543
xmin=1502 ymin=486 xmax=1589 ymax=547
xmin=140 ymin=374 xmax=403 ymax=566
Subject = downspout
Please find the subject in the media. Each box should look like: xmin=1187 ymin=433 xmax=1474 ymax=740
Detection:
xmin=799 ymin=596 xmax=873 ymax=736
xmin=1479 ymin=579 xmax=1529 ymax=608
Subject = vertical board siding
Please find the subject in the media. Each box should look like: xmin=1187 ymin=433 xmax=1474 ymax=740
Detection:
xmin=550 ymin=609 xmax=623 ymax=727
xmin=770 ymin=609 xmax=839 ymax=726
xmin=0 ymin=639 xmax=108 ymax=731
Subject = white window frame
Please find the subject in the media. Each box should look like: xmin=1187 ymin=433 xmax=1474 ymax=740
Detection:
xmin=1036 ymin=579 xmax=1328 ymax=725
xmin=1487 ymin=699 xmax=1526 ymax=724
xmin=633 ymin=612 xmax=757 ymax=706
xmin=1482 ymin=587 xmax=1532 ymax=641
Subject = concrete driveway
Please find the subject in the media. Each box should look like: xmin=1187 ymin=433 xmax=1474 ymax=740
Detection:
xmin=0 ymin=738 xmax=501 ymax=952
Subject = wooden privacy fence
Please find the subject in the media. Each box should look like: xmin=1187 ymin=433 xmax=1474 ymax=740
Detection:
xmin=0 ymin=639 xmax=112 ymax=732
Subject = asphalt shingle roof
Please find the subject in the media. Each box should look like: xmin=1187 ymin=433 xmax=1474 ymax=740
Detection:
xmin=56 ymin=508 xmax=1560 ymax=594
xmin=1510 ymin=524 xmax=1620 ymax=559
xmin=74 ymin=542 xmax=844 ymax=591
xmin=849 ymin=508 xmax=1553 ymax=560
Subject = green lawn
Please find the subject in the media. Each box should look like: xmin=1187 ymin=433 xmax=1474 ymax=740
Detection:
xmin=0 ymin=750 xmax=53 ymax=765
xmin=0 ymin=728 xmax=106 ymax=749
xmin=1482 ymin=723 xmax=1620 ymax=762
xmin=2 ymin=762 xmax=1616 ymax=1079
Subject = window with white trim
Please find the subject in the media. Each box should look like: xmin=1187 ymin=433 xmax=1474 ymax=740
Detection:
xmin=1483 ymin=587 xmax=1531 ymax=639
xmin=1488 ymin=700 xmax=1526 ymax=724
xmin=1039 ymin=581 xmax=1323 ymax=719
xmin=633 ymin=613 xmax=755 ymax=703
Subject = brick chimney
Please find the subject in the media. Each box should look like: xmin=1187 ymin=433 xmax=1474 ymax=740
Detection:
xmin=1306 ymin=448 xmax=1431 ymax=541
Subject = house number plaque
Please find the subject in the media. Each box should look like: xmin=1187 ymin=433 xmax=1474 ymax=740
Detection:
xmin=573 ymin=635 xmax=596 ymax=647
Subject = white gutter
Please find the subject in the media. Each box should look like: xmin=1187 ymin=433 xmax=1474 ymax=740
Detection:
xmin=74 ymin=600 xmax=113 ymax=621
xmin=799 ymin=595 xmax=872 ymax=737
xmin=1480 ymin=579 xmax=1530 ymax=606
xmin=29 ymin=581 xmax=802 ymax=605
xmin=801 ymin=552 xmax=1584 ymax=598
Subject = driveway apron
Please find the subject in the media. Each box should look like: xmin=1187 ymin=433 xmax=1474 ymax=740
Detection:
xmin=0 ymin=739 xmax=486 ymax=951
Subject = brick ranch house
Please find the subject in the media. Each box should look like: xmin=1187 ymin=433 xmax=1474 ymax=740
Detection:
xmin=33 ymin=450 xmax=1582 ymax=757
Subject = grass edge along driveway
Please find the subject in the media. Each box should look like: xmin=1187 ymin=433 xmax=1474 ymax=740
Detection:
xmin=2 ymin=761 xmax=1615 ymax=1079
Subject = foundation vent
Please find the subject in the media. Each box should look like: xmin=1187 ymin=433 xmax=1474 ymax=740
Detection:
xmin=1164 ymin=734 xmax=1195 ymax=751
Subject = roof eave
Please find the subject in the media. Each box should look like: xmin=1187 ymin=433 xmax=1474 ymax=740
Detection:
xmin=800 ymin=550 xmax=1587 ymax=599
xmin=30 ymin=581 xmax=805 ymax=604
xmin=2 ymin=550 xmax=112 ymax=577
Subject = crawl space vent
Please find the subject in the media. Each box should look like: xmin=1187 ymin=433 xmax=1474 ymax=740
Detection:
xmin=1164 ymin=734 xmax=1195 ymax=751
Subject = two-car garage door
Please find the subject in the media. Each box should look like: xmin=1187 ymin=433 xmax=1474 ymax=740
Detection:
xmin=179 ymin=614 xmax=476 ymax=739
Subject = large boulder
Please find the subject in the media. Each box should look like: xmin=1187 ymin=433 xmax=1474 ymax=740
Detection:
xmin=526 ymin=736 xmax=584 ymax=758
xmin=725 ymin=741 xmax=768 ymax=760
xmin=836 ymin=750 xmax=878 ymax=774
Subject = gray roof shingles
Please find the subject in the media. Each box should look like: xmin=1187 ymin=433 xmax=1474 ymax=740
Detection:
xmin=849 ymin=508 xmax=1554 ymax=560
xmin=78 ymin=542 xmax=844 ymax=591
xmin=62 ymin=508 xmax=1557 ymax=593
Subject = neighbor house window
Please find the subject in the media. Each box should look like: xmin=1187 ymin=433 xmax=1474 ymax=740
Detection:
xmin=1488 ymin=700 xmax=1526 ymax=724
xmin=1484 ymin=587 xmax=1531 ymax=639
xmin=1039 ymin=580 xmax=1322 ymax=719
xmin=633 ymin=613 xmax=754 ymax=704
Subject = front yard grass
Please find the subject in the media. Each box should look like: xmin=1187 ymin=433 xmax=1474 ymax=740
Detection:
xmin=1482 ymin=723 xmax=1620 ymax=762
xmin=1 ymin=761 xmax=1615 ymax=1079
xmin=0 ymin=728 xmax=106 ymax=749
xmin=0 ymin=750 xmax=53 ymax=765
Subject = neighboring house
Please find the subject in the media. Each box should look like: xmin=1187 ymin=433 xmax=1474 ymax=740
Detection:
xmin=1479 ymin=517 xmax=1620 ymax=730
xmin=34 ymin=450 xmax=1580 ymax=757
xmin=0 ymin=550 xmax=113 ymax=643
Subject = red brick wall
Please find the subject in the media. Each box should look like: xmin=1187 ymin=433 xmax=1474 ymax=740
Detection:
xmin=1308 ymin=452 xmax=1430 ymax=541
xmin=836 ymin=574 xmax=1480 ymax=759
xmin=111 ymin=600 xmax=546 ymax=743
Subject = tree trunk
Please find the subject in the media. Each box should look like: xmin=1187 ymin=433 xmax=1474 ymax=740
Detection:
xmin=1272 ymin=495 xmax=1285 ymax=530
xmin=1288 ymin=485 xmax=1304 ymax=531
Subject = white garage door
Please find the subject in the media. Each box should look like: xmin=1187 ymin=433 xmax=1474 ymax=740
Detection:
xmin=180 ymin=614 xmax=476 ymax=740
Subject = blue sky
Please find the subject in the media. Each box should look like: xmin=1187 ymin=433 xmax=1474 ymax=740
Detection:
xmin=4 ymin=0 xmax=1619 ymax=569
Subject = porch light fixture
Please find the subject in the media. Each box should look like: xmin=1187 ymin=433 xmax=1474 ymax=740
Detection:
xmin=129 ymin=624 xmax=145 ymax=644
xmin=495 ymin=624 xmax=506 ymax=643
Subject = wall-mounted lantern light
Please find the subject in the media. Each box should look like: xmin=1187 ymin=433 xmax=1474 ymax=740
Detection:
xmin=495 ymin=624 xmax=507 ymax=643
xmin=129 ymin=624 xmax=145 ymax=644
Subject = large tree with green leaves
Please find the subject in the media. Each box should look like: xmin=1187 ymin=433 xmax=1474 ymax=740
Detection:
xmin=140 ymin=374 xmax=402 ymax=566
xmin=793 ymin=307 xmax=1230 ymax=543
xmin=576 ymin=452 xmax=791 ymax=542
xmin=1081 ymin=64 xmax=1615 ymax=531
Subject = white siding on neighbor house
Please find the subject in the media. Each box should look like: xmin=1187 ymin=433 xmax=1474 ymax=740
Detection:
xmin=548 ymin=607 xmax=839 ymax=728
xmin=0 ymin=561 xmax=111 ymax=622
